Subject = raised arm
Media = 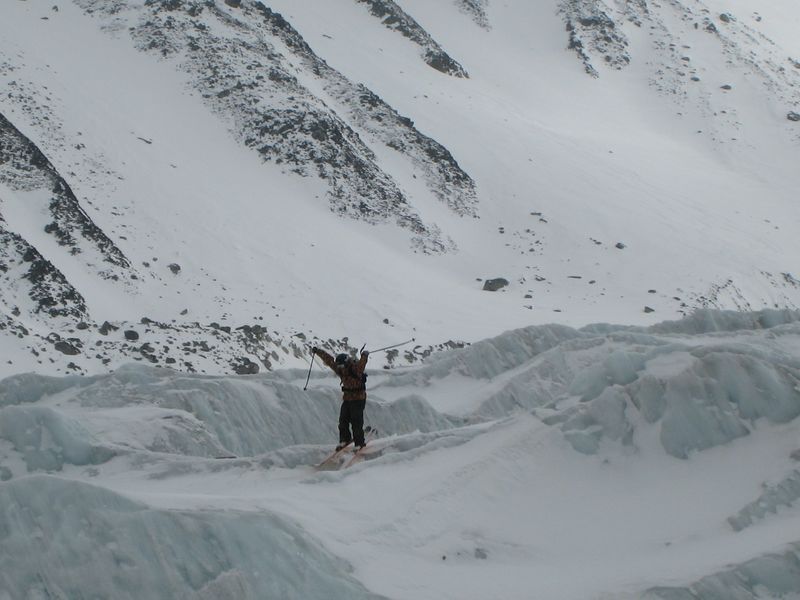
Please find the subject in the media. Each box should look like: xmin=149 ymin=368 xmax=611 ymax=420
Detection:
xmin=313 ymin=348 xmax=337 ymax=372
xmin=355 ymin=350 xmax=369 ymax=374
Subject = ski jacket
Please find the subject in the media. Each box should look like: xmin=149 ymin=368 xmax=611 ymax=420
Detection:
xmin=316 ymin=349 xmax=369 ymax=402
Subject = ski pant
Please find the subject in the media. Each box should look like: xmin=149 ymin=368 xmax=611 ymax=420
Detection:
xmin=339 ymin=399 xmax=366 ymax=446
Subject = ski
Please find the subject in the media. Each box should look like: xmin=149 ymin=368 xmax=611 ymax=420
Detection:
xmin=343 ymin=428 xmax=379 ymax=469
xmin=315 ymin=426 xmax=377 ymax=470
xmin=315 ymin=441 xmax=354 ymax=470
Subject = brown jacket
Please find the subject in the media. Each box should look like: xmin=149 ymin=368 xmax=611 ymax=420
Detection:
xmin=316 ymin=349 xmax=369 ymax=401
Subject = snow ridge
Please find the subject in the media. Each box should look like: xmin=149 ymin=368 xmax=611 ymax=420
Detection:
xmin=353 ymin=0 xmax=470 ymax=77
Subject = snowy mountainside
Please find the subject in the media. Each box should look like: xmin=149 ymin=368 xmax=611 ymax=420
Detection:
xmin=2 ymin=309 xmax=800 ymax=599
xmin=0 ymin=0 xmax=799 ymax=378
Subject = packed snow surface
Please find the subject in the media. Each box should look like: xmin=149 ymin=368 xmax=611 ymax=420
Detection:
xmin=2 ymin=309 xmax=800 ymax=599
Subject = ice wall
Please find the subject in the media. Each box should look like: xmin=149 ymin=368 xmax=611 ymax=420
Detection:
xmin=1 ymin=309 xmax=800 ymax=600
xmin=0 ymin=476 xmax=386 ymax=600
xmin=0 ymin=363 xmax=460 ymax=476
xmin=643 ymin=543 xmax=800 ymax=600
xmin=2 ymin=310 xmax=799 ymax=472
xmin=395 ymin=310 xmax=800 ymax=459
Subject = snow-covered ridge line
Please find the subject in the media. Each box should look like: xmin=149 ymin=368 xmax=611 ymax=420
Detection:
xmin=76 ymin=0 xmax=476 ymax=252
xmin=0 ymin=109 xmax=133 ymax=325
xmin=353 ymin=0 xmax=470 ymax=77
xmin=559 ymin=0 xmax=800 ymax=120
xmin=249 ymin=2 xmax=478 ymax=219
xmin=0 ymin=112 xmax=131 ymax=273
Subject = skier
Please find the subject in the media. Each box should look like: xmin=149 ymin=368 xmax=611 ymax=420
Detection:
xmin=312 ymin=347 xmax=370 ymax=451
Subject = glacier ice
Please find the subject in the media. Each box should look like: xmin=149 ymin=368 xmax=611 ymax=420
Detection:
xmin=0 ymin=476 xmax=386 ymax=600
xmin=0 ymin=405 xmax=115 ymax=472
xmin=644 ymin=543 xmax=800 ymax=600
xmin=2 ymin=309 xmax=800 ymax=599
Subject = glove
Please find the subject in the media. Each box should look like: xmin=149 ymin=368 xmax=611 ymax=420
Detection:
xmin=361 ymin=350 xmax=369 ymax=357
xmin=311 ymin=346 xmax=318 ymax=355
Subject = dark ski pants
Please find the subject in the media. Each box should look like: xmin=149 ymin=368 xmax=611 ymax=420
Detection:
xmin=339 ymin=399 xmax=366 ymax=446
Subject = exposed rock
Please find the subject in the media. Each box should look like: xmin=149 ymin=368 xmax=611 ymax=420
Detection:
xmin=788 ymin=112 xmax=800 ymax=122
xmin=232 ymin=356 xmax=260 ymax=375
xmin=99 ymin=321 xmax=118 ymax=335
xmin=561 ymin=0 xmax=631 ymax=77
xmin=615 ymin=242 xmax=626 ymax=249
xmin=0 ymin=112 xmax=131 ymax=274
xmin=483 ymin=278 xmax=509 ymax=292
xmin=124 ymin=330 xmax=140 ymax=341
xmin=644 ymin=306 xmax=655 ymax=313
xmin=354 ymin=0 xmax=468 ymax=77
xmin=455 ymin=0 xmax=490 ymax=30
xmin=168 ymin=263 xmax=181 ymax=274
xmin=0 ymin=216 xmax=88 ymax=320
xmin=54 ymin=340 xmax=81 ymax=355
xmin=74 ymin=0 xmax=476 ymax=254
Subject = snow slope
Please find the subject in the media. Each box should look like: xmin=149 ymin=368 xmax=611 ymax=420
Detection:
xmin=0 ymin=0 xmax=799 ymax=377
xmin=2 ymin=309 xmax=800 ymax=599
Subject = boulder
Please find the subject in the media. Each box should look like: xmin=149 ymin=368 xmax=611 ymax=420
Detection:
xmin=233 ymin=357 xmax=260 ymax=375
xmin=54 ymin=340 xmax=81 ymax=355
xmin=483 ymin=278 xmax=509 ymax=292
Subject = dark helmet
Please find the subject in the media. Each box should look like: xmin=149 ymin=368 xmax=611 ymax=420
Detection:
xmin=335 ymin=353 xmax=349 ymax=365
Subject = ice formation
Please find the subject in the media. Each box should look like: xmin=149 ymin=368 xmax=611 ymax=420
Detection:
xmin=1 ymin=309 xmax=800 ymax=599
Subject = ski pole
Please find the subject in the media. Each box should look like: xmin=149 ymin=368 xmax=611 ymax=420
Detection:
xmin=370 ymin=338 xmax=415 ymax=353
xmin=303 ymin=351 xmax=315 ymax=391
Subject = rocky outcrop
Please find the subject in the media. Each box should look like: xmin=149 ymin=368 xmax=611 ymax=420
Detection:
xmin=560 ymin=0 xmax=630 ymax=76
xmin=0 ymin=112 xmax=131 ymax=276
xmin=354 ymin=0 xmax=469 ymax=77
xmin=76 ymin=0 xmax=477 ymax=253
xmin=0 ymin=216 xmax=88 ymax=320
xmin=455 ymin=0 xmax=490 ymax=30
xmin=482 ymin=277 xmax=509 ymax=291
